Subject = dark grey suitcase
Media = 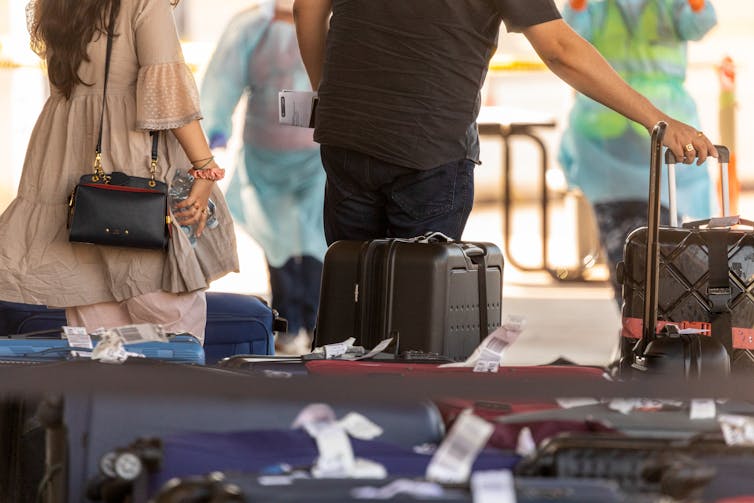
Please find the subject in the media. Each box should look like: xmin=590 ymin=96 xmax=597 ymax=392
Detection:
xmin=315 ymin=233 xmax=503 ymax=360
xmin=151 ymin=473 xmax=639 ymax=502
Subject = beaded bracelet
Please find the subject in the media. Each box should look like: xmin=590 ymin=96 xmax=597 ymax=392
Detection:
xmin=189 ymin=165 xmax=225 ymax=182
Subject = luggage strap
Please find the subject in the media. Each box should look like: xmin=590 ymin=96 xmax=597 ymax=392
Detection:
xmin=708 ymin=231 xmax=733 ymax=352
xmin=467 ymin=247 xmax=489 ymax=343
xmin=622 ymin=317 xmax=754 ymax=350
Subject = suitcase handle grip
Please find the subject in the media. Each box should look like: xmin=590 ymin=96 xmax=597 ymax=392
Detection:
xmin=665 ymin=145 xmax=729 ymax=165
xmin=415 ymin=232 xmax=453 ymax=244
xmin=462 ymin=244 xmax=485 ymax=257
xmin=665 ymin=145 xmax=731 ymax=223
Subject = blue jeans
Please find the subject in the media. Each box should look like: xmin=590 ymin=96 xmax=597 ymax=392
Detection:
xmin=320 ymin=145 xmax=475 ymax=244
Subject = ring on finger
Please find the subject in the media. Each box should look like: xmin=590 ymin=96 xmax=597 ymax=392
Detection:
xmin=685 ymin=143 xmax=695 ymax=152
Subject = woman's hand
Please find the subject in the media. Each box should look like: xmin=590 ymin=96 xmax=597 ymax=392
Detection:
xmin=173 ymin=178 xmax=215 ymax=237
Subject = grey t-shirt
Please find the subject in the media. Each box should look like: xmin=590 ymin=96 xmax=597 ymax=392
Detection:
xmin=313 ymin=0 xmax=562 ymax=170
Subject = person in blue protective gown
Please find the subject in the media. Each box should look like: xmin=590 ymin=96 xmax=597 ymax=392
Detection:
xmin=559 ymin=0 xmax=717 ymax=304
xmin=201 ymin=0 xmax=326 ymax=351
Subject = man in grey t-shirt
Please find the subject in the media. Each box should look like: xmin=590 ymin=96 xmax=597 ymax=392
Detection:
xmin=293 ymin=0 xmax=716 ymax=244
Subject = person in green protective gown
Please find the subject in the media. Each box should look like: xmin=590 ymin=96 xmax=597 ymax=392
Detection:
xmin=559 ymin=0 xmax=717 ymax=304
xmin=201 ymin=0 xmax=326 ymax=352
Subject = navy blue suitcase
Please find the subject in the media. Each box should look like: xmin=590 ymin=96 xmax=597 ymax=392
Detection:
xmin=88 ymin=428 xmax=520 ymax=500
xmin=0 ymin=292 xmax=281 ymax=363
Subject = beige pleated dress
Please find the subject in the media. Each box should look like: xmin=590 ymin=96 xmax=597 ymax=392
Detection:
xmin=0 ymin=0 xmax=239 ymax=313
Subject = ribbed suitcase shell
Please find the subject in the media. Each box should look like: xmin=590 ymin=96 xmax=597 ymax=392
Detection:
xmin=315 ymin=238 xmax=503 ymax=360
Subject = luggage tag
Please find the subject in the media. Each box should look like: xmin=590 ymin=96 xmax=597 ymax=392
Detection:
xmin=90 ymin=330 xmax=145 ymax=364
xmin=426 ymin=409 xmax=494 ymax=484
xmin=321 ymin=337 xmax=356 ymax=359
xmin=292 ymin=404 xmax=387 ymax=479
xmin=440 ymin=315 xmax=525 ymax=371
xmin=110 ymin=323 xmax=167 ymax=344
xmin=515 ymin=427 xmax=536 ymax=457
xmin=471 ymin=470 xmax=517 ymax=503
xmin=690 ymin=399 xmax=717 ymax=420
xmin=62 ymin=326 xmax=94 ymax=349
xmin=351 ymin=479 xmax=446 ymax=500
xmin=718 ymin=414 xmax=754 ymax=446
xmin=352 ymin=338 xmax=394 ymax=361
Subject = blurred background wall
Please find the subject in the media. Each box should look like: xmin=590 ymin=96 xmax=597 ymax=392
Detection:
xmin=0 ymin=0 xmax=752 ymax=209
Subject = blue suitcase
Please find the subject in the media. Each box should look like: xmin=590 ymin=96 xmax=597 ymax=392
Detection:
xmin=0 ymin=333 xmax=205 ymax=365
xmin=0 ymin=292 xmax=281 ymax=363
xmin=49 ymin=384 xmax=446 ymax=503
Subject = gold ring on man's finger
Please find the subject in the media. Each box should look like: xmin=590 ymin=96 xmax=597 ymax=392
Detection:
xmin=685 ymin=143 xmax=695 ymax=152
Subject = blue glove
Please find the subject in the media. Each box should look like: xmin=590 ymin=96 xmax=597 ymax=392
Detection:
xmin=209 ymin=132 xmax=228 ymax=150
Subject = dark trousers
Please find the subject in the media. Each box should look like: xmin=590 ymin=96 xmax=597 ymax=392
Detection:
xmin=267 ymin=256 xmax=323 ymax=334
xmin=320 ymin=145 xmax=476 ymax=244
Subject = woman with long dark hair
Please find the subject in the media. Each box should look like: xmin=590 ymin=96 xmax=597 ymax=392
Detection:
xmin=0 ymin=0 xmax=239 ymax=341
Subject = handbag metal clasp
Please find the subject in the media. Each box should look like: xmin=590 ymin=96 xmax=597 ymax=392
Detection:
xmin=92 ymin=152 xmax=110 ymax=183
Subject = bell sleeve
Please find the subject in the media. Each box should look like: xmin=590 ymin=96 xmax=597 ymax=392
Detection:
xmin=133 ymin=0 xmax=202 ymax=130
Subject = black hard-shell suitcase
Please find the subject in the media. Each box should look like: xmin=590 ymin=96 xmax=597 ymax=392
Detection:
xmin=315 ymin=233 xmax=503 ymax=360
xmin=616 ymin=122 xmax=731 ymax=378
xmin=516 ymin=432 xmax=754 ymax=501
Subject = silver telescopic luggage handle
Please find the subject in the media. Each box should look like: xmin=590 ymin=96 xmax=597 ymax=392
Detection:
xmin=664 ymin=146 xmax=731 ymax=227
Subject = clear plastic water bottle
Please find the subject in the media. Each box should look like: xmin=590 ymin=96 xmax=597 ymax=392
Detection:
xmin=168 ymin=169 xmax=218 ymax=247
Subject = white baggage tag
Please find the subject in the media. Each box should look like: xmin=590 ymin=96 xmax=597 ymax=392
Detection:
xmin=338 ymin=412 xmax=384 ymax=440
xmin=515 ymin=427 xmax=536 ymax=457
xmin=690 ymin=399 xmax=717 ymax=420
xmin=426 ymin=410 xmax=494 ymax=484
xmin=111 ymin=324 xmax=166 ymax=344
xmin=310 ymin=421 xmax=357 ymax=478
xmin=441 ymin=315 xmax=525 ymax=369
xmin=718 ymin=414 xmax=754 ymax=446
xmin=291 ymin=403 xmax=338 ymax=432
xmin=353 ymin=338 xmax=394 ymax=361
xmin=351 ymin=479 xmax=445 ymax=499
xmin=63 ymin=326 xmax=93 ymax=349
xmin=323 ymin=338 xmax=356 ymax=359
xmin=471 ymin=470 xmax=517 ymax=503
xmin=90 ymin=332 xmax=130 ymax=364
xmin=556 ymin=398 xmax=601 ymax=409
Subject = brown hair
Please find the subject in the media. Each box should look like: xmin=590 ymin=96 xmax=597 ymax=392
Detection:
xmin=29 ymin=0 xmax=121 ymax=99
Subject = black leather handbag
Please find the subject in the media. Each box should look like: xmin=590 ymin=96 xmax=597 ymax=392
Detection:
xmin=67 ymin=7 xmax=171 ymax=250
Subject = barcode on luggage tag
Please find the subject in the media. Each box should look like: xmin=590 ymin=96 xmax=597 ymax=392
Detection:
xmin=486 ymin=336 xmax=507 ymax=354
xmin=112 ymin=324 xmax=165 ymax=344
